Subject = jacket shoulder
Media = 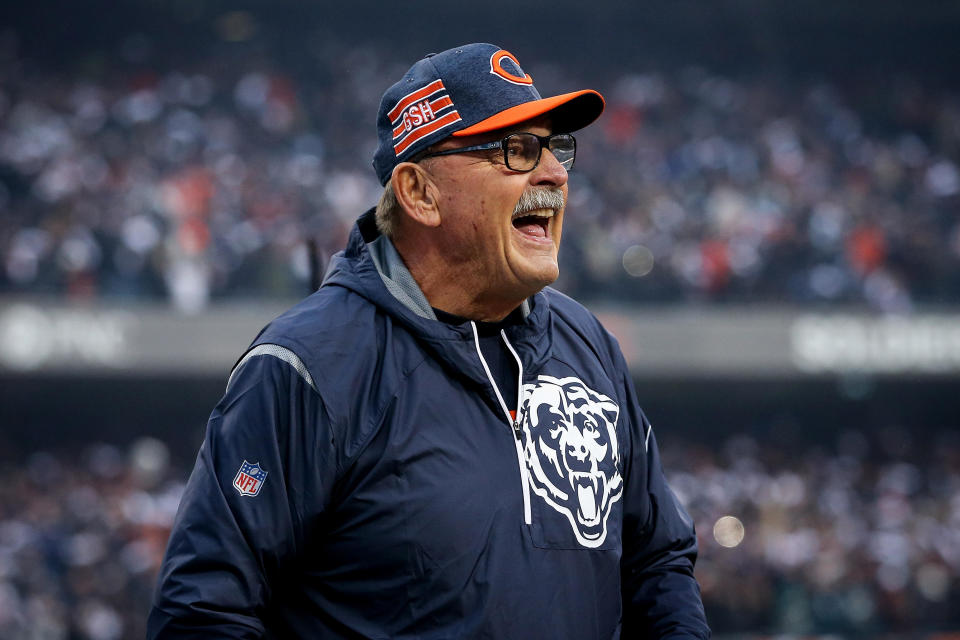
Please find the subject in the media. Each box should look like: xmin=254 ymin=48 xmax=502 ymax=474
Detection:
xmin=240 ymin=285 xmax=416 ymax=460
xmin=254 ymin=285 xmax=376 ymax=357
xmin=541 ymin=287 xmax=622 ymax=365
xmin=542 ymin=287 xmax=602 ymax=326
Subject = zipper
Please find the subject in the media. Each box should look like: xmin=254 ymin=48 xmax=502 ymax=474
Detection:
xmin=500 ymin=330 xmax=531 ymax=526
xmin=470 ymin=322 xmax=532 ymax=525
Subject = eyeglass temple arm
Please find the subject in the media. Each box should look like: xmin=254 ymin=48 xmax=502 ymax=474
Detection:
xmin=422 ymin=141 xmax=503 ymax=158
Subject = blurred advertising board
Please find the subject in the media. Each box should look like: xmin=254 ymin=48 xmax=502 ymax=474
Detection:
xmin=2 ymin=299 xmax=959 ymax=378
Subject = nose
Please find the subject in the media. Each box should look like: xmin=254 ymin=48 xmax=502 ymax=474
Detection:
xmin=529 ymin=148 xmax=569 ymax=188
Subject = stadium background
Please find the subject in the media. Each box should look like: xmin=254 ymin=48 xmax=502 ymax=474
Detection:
xmin=0 ymin=1 xmax=958 ymax=637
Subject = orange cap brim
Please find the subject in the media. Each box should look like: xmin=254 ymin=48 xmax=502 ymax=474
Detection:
xmin=451 ymin=89 xmax=605 ymax=137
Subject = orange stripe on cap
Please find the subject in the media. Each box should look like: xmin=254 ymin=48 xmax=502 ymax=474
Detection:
xmin=391 ymin=95 xmax=456 ymax=139
xmin=394 ymin=111 xmax=462 ymax=155
xmin=432 ymin=95 xmax=453 ymax=112
xmin=452 ymin=89 xmax=604 ymax=137
xmin=388 ymin=79 xmax=446 ymax=123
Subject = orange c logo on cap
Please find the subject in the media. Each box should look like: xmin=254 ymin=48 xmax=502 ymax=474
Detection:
xmin=489 ymin=50 xmax=533 ymax=86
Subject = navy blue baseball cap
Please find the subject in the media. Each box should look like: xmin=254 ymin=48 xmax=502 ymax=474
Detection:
xmin=373 ymin=43 xmax=605 ymax=185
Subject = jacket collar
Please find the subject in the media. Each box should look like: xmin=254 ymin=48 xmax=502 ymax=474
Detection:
xmin=367 ymin=232 xmax=436 ymax=321
xmin=322 ymin=209 xmax=553 ymax=384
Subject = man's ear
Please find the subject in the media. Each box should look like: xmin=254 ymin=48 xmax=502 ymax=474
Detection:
xmin=391 ymin=163 xmax=442 ymax=228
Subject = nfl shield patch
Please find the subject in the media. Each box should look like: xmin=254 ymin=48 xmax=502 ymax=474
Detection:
xmin=233 ymin=460 xmax=268 ymax=497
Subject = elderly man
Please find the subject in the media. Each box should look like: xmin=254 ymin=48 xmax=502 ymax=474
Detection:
xmin=148 ymin=43 xmax=710 ymax=639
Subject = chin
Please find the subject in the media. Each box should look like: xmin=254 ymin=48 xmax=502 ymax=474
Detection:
xmin=520 ymin=264 xmax=560 ymax=294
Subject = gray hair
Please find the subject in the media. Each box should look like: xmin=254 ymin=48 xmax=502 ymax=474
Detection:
xmin=375 ymin=181 xmax=401 ymax=238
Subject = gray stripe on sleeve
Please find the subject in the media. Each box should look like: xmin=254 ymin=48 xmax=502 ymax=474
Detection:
xmin=226 ymin=343 xmax=316 ymax=392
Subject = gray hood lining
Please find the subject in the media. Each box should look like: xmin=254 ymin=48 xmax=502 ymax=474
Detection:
xmin=367 ymin=235 xmax=530 ymax=321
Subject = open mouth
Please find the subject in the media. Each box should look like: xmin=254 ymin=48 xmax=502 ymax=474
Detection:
xmin=512 ymin=208 xmax=554 ymax=239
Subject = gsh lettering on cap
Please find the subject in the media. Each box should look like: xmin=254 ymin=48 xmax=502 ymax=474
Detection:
xmin=389 ymin=79 xmax=462 ymax=156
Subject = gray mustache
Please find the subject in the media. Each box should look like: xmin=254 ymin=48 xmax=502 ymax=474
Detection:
xmin=513 ymin=189 xmax=565 ymax=217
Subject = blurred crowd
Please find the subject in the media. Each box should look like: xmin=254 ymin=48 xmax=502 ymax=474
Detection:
xmin=0 ymin=439 xmax=183 ymax=639
xmin=565 ymin=71 xmax=960 ymax=310
xmin=1 ymin=427 xmax=957 ymax=638
xmin=0 ymin=30 xmax=959 ymax=311
xmin=665 ymin=426 xmax=960 ymax=635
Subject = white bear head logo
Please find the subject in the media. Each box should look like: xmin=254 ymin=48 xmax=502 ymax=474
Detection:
xmin=520 ymin=375 xmax=622 ymax=547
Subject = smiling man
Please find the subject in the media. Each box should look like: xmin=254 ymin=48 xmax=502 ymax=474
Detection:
xmin=148 ymin=43 xmax=710 ymax=639
xmin=385 ymin=116 xmax=568 ymax=321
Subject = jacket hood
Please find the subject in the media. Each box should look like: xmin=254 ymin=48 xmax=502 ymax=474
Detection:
xmin=321 ymin=209 xmax=554 ymax=387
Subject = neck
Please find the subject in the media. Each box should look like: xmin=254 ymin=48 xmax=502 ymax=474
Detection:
xmin=393 ymin=236 xmax=524 ymax=322
xmin=425 ymin=288 xmax=521 ymax=323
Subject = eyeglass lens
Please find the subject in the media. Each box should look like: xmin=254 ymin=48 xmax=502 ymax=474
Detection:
xmin=504 ymin=134 xmax=575 ymax=171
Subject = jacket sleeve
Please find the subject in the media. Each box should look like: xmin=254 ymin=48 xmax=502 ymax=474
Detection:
xmin=147 ymin=352 xmax=335 ymax=639
xmin=616 ymin=358 xmax=711 ymax=638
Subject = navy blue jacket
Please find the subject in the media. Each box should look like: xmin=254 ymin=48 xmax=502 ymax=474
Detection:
xmin=148 ymin=212 xmax=709 ymax=639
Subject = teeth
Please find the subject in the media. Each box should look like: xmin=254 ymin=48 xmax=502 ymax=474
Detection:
xmin=512 ymin=208 xmax=554 ymax=220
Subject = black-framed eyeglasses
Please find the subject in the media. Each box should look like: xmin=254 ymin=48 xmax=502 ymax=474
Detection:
xmin=419 ymin=132 xmax=576 ymax=172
